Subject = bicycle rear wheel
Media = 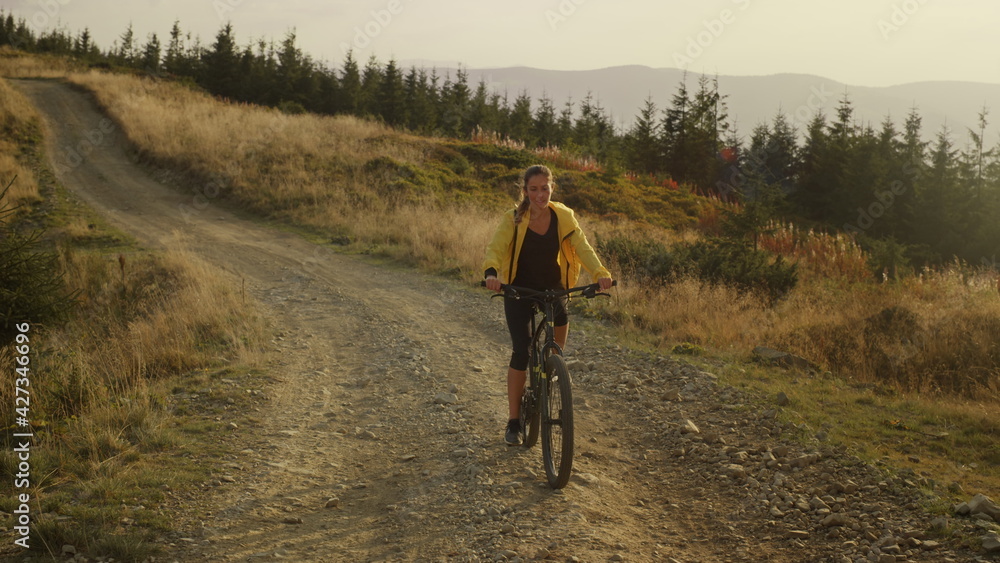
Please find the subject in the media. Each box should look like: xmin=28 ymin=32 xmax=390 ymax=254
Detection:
xmin=541 ymin=354 xmax=574 ymax=488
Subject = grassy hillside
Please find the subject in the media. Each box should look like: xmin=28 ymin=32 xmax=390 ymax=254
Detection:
xmin=0 ymin=68 xmax=269 ymax=559
xmin=58 ymin=67 xmax=1000 ymax=397
xmin=1 ymin=51 xmax=997 ymax=551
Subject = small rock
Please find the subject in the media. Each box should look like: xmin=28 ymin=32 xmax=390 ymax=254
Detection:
xmin=680 ymin=419 xmax=700 ymax=434
xmin=500 ymin=523 xmax=516 ymax=534
xmin=786 ymin=530 xmax=810 ymax=539
xmin=325 ymin=498 xmax=340 ymax=508
xmin=434 ymin=392 xmax=458 ymax=405
xmin=400 ymin=454 xmax=416 ymax=462
xmin=821 ymin=513 xmax=850 ymax=527
xmin=776 ymin=391 xmax=791 ymax=406
xmin=809 ymin=496 xmax=831 ymax=511
xmin=661 ymin=388 xmax=681 ymax=402
xmin=968 ymin=493 xmax=1000 ymax=522
xmin=723 ymin=464 xmax=746 ymax=479
xmin=921 ymin=540 xmax=942 ymax=550
xmin=572 ymin=472 xmax=599 ymax=485
xmin=983 ymin=532 xmax=1000 ymax=553
xmin=753 ymin=346 xmax=816 ymax=370
xmin=62 ymin=545 xmax=76 ymax=555
xmin=281 ymin=516 xmax=303 ymax=524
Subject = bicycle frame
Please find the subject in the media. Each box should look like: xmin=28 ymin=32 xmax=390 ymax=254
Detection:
xmin=485 ymin=280 xmax=614 ymax=488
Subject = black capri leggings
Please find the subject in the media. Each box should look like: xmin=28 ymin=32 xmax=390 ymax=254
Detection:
xmin=504 ymin=296 xmax=568 ymax=371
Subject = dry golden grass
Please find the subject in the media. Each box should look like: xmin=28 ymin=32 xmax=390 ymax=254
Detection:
xmin=0 ymin=241 xmax=268 ymax=423
xmin=67 ymin=70 xmax=409 ymax=206
xmin=0 ymin=78 xmax=42 ymax=206
xmin=0 ymin=47 xmax=74 ymax=78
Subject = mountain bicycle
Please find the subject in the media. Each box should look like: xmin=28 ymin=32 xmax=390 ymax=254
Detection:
xmin=484 ymin=280 xmax=615 ymax=489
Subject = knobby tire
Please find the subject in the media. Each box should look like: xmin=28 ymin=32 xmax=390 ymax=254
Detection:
xmin=541 ymin=354 xmax=573 ymax=489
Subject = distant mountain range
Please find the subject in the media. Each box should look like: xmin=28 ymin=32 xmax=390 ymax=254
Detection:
xmin=431 ymin=65 xmax=1000 ymax=146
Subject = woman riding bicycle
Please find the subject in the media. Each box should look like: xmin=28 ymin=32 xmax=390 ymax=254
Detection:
xmin=483 ymin=164 xmax=613 ymax=445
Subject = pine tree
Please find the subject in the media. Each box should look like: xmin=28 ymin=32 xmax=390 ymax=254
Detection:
xmin=359 ymin=55 xmax=382 ymax=117
xmin=625 ymin=96 xmax=660 ymax=174
xmin=314 ymin=63 xmax=342 ymax=115
xmin=163 ymin=21 xmax=187 ymax=76
xmin=139 ymin=33 xmax=161 ymax=74
xmin=338 ymin=51 xmax=362 ymax=115
xmin=376 ymin=58 xmax=406 ymax=126
xmin=467 ymin=79 xmax=503 ymax=135
xmin=556 ymin=98 xmax=574 ymax=148
xmin=115 ymin=22 xmax=137 ymax=67
xmin=916 ymin=127 xmax=961 ymax=260
xmin=534 ymin=94 xmax=558 ymax=148
xmin=963 ymin=106 xmax=994 ymax=201
xmin=660 ymin=75 xmax=691 ymax=186
xmin=403 ymin=67 xmax=435 ymax=133
xmin=794 ymin=112 xmax=833 ymax=222
xmin=237 ymin=39 xmax=276 ymax=106
xmin=73 ymin=28 xmax=98 ymax=61
xmin=573 ymin=92 xmax=610 ymax=159
xmin=275 ymin=30 xmax=316 ymax=109
xmin=896 ymin=107 xmax=927 ymax=245
xmin=201 ymin=23 xmax=241 ymax=99
xmin=508 ymin=91 xmax=534 ymax=144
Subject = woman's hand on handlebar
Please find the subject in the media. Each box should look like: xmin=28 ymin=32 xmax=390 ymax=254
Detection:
xmin=597 ymin=277 xmax=614 ymax=292
xmin=484 ymin=276 xmax=502 ymax=292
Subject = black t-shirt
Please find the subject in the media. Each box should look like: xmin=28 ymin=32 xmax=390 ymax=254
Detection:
xmin=513 ymin=208 xmax=561 ymax=290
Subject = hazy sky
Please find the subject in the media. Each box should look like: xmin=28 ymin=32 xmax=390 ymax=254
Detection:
xmin=4 ymin=0 xmax=999 ymax=87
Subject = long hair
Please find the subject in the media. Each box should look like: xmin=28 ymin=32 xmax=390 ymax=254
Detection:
xmin=513 ymin=164 xmax=554 ymax=224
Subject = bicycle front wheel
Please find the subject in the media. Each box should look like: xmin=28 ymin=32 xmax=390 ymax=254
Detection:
xmin=520 ymin=378 xmax=540 ymax=449
xmin=541 ymin=354 xmax=574 ymax=489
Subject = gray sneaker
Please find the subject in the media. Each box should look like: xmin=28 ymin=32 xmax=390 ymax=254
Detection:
xmin=504 ymin=419 xmax=522 ymax=446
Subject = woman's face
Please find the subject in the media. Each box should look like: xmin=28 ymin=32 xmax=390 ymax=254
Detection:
xmin=524 ymin=174 xmax=552 ymax=213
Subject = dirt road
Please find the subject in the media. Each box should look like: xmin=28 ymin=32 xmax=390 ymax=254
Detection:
xmin=14 ymin=79 xmax=980 ymax=563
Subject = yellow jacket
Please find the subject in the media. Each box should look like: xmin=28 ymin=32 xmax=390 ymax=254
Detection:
xmin=483 ymin=201 xmax=611 ymax=289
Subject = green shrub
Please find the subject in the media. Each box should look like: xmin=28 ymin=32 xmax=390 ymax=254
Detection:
xmin=862 ymin=236 xmax=912 ymax=281
xmin=598 ymin=235 xmax=673 ymax=279
xmin=455 ymin=142 xmax=535 ymax=170
xmin=277 ymin=100 xmax=306 ymax=115
xmin=0 ymin=180 xmax=76 ymax=346
xmin=678 ymin=239 xmax=798 ymax=303
xmin=599 ymin=234 xmax=798 ymax=303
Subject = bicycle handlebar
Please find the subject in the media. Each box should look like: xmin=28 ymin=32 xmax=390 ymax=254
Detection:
xmin=480 ymin=280 xmax=616 ymax=300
